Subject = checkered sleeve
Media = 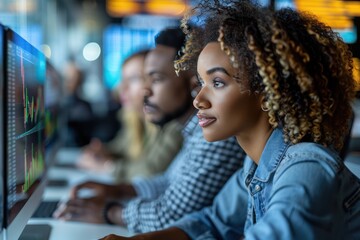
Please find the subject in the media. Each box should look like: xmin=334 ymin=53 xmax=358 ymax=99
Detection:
xmin=131 ymin=174 xmax=169 ymax=199
xmin=131 ymin=139 xmax=189 ymax=199
xmin=122 ymin=126 xmax=245 ymax=233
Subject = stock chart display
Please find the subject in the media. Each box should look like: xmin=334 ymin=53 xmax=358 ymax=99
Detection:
xmin=6 ymin=33 xmax=45 ymax=222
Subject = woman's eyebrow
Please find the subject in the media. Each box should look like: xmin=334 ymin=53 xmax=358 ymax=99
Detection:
xmin=206 ymin=67 xmax=231 ymax=76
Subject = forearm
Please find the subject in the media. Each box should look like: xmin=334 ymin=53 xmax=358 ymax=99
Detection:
xmin=130 ymin=228 xmax=191 ymax=240
xmin=131 ymin=174 xmax=169 ymax=199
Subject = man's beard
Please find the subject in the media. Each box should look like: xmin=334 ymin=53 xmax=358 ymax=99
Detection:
xmin=144 ymin=95 xmax=193 ymax=127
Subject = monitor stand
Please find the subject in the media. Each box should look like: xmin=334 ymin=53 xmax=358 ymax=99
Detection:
xmin=18 ymin=224 xmax=52 ymax=240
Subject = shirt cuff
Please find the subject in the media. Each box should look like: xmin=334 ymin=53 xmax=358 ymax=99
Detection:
xmin=121 ymin=198 xmax=141 ymax=233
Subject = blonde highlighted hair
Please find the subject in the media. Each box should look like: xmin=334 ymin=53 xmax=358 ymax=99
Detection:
xmin=175 ymin=0 xmax=356 ymax=153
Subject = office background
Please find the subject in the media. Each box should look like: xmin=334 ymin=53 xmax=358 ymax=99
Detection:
xmin=0 ymin=1 xmax=360 ymax=239
xmin=0 ymin=0 xmax=359 ymax=158
xmin=1 ymin=0 xmax=359 ymax=105
xmin=0 ymin=0 xmax=360 ymax=163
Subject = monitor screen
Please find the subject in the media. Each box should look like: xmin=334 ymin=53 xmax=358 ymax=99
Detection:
xmin=3 ymin=26 xmax=47 ymax=240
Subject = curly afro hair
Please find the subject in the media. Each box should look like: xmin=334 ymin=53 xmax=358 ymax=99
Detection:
xmin=175 ymin=0 xmax=356 ymax=153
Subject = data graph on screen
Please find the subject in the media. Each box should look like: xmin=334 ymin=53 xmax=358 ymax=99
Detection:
xmin=6 ymin=35 xmax=45 ymax=222
xmin=22 ymin=143 xmax=44 ymax=193
xmin=21 ymin=50 xmax=43 ymax=127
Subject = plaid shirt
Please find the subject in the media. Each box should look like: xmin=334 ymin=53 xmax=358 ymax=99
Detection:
xmin=122 ymin=114 xmax=246 ymax=233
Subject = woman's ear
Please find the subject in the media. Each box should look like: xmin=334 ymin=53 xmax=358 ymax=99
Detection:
xmin=259 ymin=94 xmax=269 ymax=112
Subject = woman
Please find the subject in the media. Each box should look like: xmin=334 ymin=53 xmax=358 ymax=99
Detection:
xmin=100 ymin=0 xmax=360 ymax=239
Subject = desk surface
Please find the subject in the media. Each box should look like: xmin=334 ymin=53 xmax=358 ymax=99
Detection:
xmin=24 ymin=147 xmax=131 ymax=239
xmin=43 ymin=166 xmax=114 ymax=201
xmin=27 ymin=219 xmax=131 ymax=240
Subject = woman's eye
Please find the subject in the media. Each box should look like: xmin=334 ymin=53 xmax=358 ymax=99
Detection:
xmin=213 ymin=79 xmax=225 ymax=88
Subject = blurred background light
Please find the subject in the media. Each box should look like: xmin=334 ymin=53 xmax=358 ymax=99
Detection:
xmin=41 ymin=44 xmax=51 ymax=58
xmin=294 ymin=0 xmax=360 ymax=29
xmin=82 ymin=42 xmax=101 ymax=61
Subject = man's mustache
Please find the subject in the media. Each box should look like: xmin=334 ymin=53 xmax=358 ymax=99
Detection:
xmin=143 ymin=97 xmax=158 ymax=109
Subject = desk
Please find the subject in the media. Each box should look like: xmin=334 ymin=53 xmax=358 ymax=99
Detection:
xmin=27 ymin=219 xmax=131 ymax=240
xmin=43 ymin=166 xmax=114 ymax=201
xmin=23 ymin=148 xmax=131 ymax=239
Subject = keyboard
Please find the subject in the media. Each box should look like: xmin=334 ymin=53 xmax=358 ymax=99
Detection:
xmin=47 ymin=178 xmax=68 ymax=187
xmin=32 ymin=201 xmax=60 ymax=218
xmin=19 ymin=224 xmax=52 ymax=240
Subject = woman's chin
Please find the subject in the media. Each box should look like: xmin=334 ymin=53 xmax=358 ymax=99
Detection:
xmin=203 ymin=132 xmax=229 ymax=142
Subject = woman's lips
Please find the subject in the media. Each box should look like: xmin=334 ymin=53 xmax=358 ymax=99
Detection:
xmin=197 ymin=114 xmax=216 ymax=127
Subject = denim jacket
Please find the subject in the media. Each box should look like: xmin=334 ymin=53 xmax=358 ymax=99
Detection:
xmin=174 ymin=128 xmax=360 ymax=240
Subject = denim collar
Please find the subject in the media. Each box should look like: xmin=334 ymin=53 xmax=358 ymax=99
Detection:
xmin=244 ymin=128 xmax=290 ymax=182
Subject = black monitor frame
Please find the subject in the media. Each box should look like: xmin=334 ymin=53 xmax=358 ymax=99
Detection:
xmin=0 ymin=23 xmax=5 ymax=238
xmin=2 ymin=25 xmax=47 ymax=240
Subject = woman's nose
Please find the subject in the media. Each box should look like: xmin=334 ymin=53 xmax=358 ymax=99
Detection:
xmin=193 ymin=93 xmax=211 ymax=110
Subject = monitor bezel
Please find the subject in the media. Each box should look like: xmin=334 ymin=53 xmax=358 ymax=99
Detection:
xmin=0 ymin=22 xmax=5 ymax=239
xmin=2 ymin=26 xmax=47 ymax=240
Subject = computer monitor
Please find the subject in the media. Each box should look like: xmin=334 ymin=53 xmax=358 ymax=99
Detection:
xmin=2 ymin=25 xmax=47 ymax=240
xmin=44 ymin=60 xmax=64 ymax=167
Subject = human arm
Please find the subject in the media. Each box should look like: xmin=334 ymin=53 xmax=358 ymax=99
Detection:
xmin=172 ymin=167 xmax=248 ymax=240
xmin=106 ymin=166 xmax=249 ymax=239
xmin=122 ymin=132 xmax=245 ymax=233
xmin=76 ymin=138 xmax=115 ymax=172
xmin=99 ymin=228 xmax=191 ymax=240
xmin=244 ymin=158 xmax=342 ymax=240
xmin=100 ymin=171 xmax=173 ymax=226
xmin=53 ymin=197 xmax=107 ymax=223
xmin=69 ymin=181 xmax=137 ymax=199
xmin=53 ymin=181 xmax=137 ymax=223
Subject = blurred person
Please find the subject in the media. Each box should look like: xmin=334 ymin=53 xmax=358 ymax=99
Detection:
xmin=63 ymin=59 xmax=94 ymax=147
xmin=100 ymin=1 xmax=360 ymax=239
xmin=54 ymin=27 xmax=246 ymax=233
xmin=77 ymin=49 xmax=184 ymax=183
